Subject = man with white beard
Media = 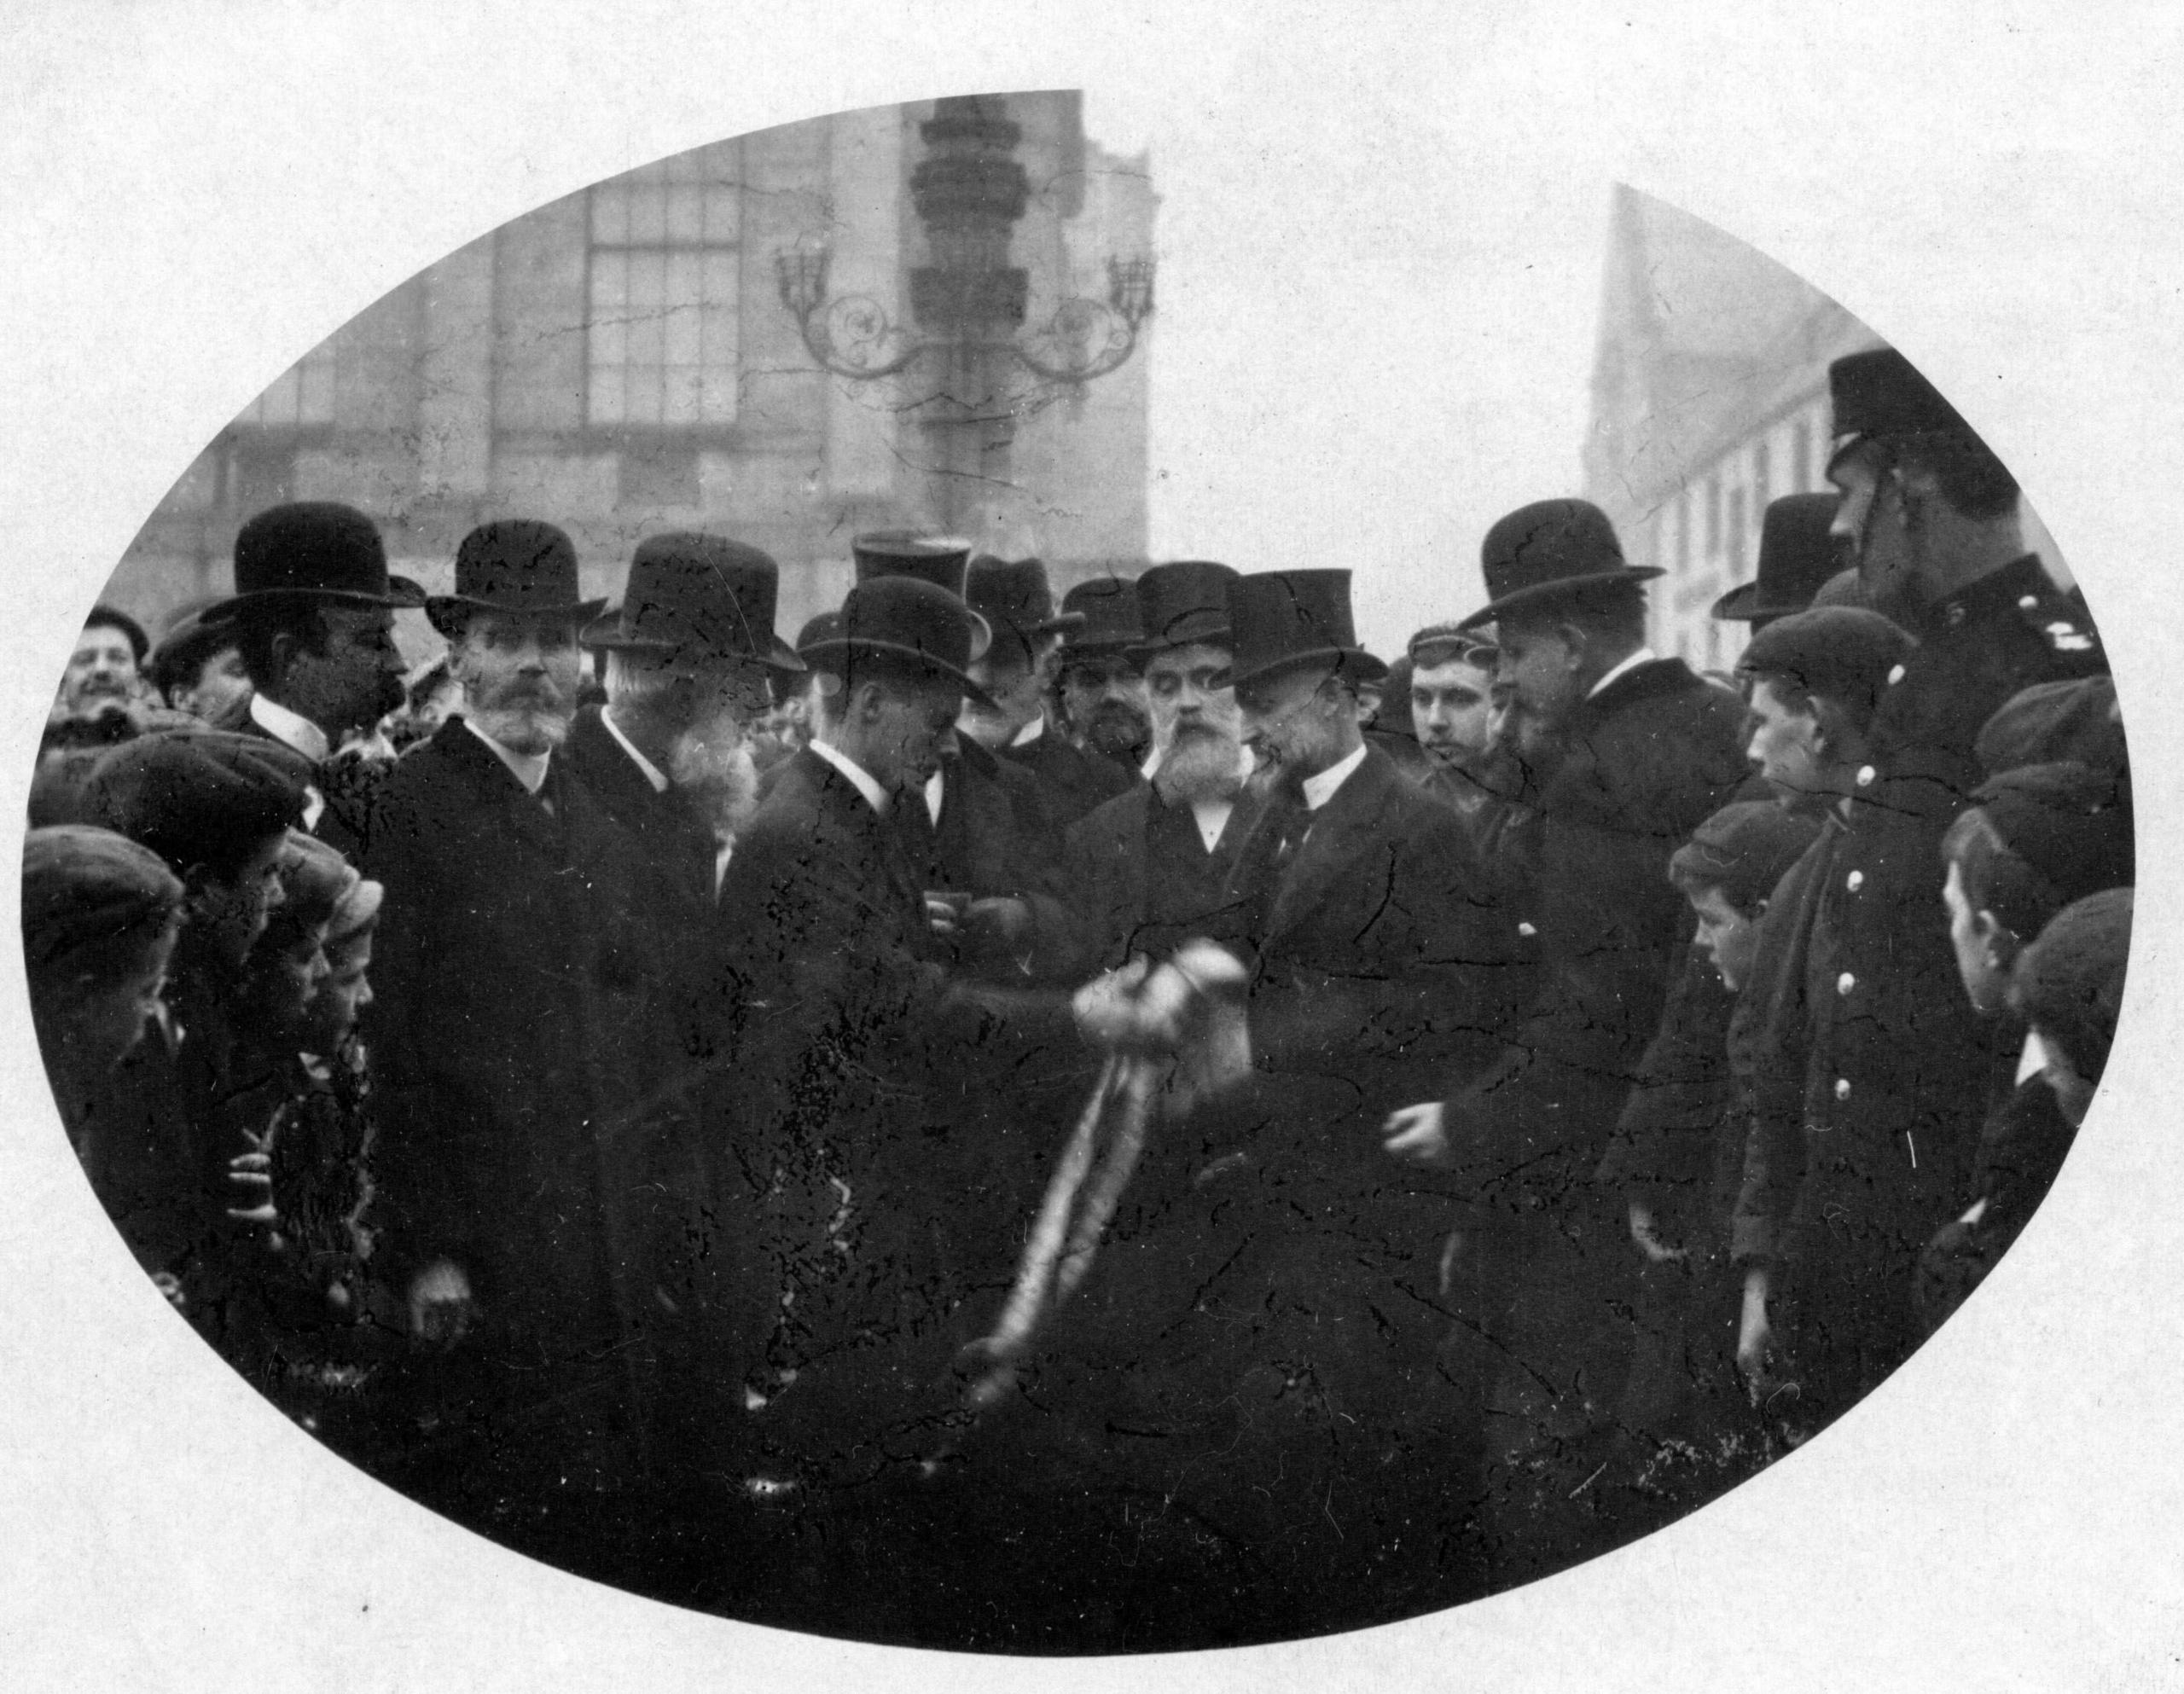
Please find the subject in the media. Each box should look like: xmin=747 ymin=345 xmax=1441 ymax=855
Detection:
xmin=1048 ymin=560 xmax=1258 ymax=978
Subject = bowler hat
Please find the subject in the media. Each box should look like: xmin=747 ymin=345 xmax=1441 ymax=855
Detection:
xmin=967 ymin=554 xmax=1083 ymax=650
xmin=1712 ymin=494 xmax=1844 ymax=624
xmin=583 ymin=531 xmax=803 ymax=672
xmin=1226 ymin=570 xmax=1388 ymax=692
xmin=1128 ymin=560 xmax=1238 ymax=659
xmin=1736 ymin=606 xmax=1919 ymax=718
xmin=1828 ymin=346 xmax=1978 ymax=457
xmin=427 ymin=519 xmax=607 ymax=640
xmin=202 ymin=503 xmax=426 ymax=624
xmin=1457 ymin=498 xmax=1662 ymax=630
xmin=1059 ymin=576 xmax=1143 ymax=655
xmin=800 ymin=576 xmax=996 ymax=708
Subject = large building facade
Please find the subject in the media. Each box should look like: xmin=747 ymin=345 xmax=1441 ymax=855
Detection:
xmin=106 ymin=93 xmax=1157 ymax=650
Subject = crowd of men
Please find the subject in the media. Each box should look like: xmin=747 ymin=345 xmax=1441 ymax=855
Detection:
xmin=23 ymin=345 xmax=2133 ymax=1650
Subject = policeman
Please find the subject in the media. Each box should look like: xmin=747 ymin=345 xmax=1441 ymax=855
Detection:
xmin=1825 ymin=345 xmax=2106 ymax=811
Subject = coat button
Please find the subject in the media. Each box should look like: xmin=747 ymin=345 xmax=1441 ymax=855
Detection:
xmin=1886 ymin=664 xmax=1906 ymax=686
xmin=1855 ymin=765 xmax=1876 ymax=787
xmin=1834 ymin=1077 xmax=1852 ymax=1100
xmin=2018 ymin=595 xmax=2039 ymax=611
xmin=1838 ymin=972 xmax=1856 ymax=995
xmin=1846 ymin=869 xmax=1865 ymax=891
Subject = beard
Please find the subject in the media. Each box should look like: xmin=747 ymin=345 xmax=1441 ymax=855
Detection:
xmin=1082 ymin=696 xmax=1151 ymax=761
xmin=671 ymin=715 xmax=762 ymax=840
xmin=472 ymin=682 xmax=572 ymax=755
xmin=1153 ymin=722 xmax=1245 ymax=805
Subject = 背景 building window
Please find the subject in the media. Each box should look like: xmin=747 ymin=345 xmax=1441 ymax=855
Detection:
xmin=587 ymin=143 xmax=743 ymax=430
xmin=240 ymin=342 xmax=338 ymax=429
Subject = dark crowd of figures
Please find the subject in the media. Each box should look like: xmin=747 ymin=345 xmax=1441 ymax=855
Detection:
xmin=23 ymin=347 xmax=2134 ymax=1652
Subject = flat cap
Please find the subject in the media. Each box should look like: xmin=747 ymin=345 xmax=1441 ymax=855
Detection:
xmin=1669 ymin=799 xmax=1823 ymax=911
xmin=1972 ymin=761 xmax=2134 ymax=912
xmin=2013 ymin=887 xmax=2132 ymax=1079
xmin=79 ymin=731 xmax=310 ymax=875
xmin=1736 ymin=605 xmax=1919 ymax=716
xmin=21 ymin=824 xmax=184 ymax=972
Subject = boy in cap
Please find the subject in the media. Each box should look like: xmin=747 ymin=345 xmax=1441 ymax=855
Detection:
xmin=1915 ymin=764 xmax=2133 ymax=1332
xmin=2010 ymin=888 xmax=2130 ymax=1133
xmin=1726 ymin=606 xmax=2005 ymax=1436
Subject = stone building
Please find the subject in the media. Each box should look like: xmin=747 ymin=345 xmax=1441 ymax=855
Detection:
xmin=104 ymin=93 xmax=1158 ymax=651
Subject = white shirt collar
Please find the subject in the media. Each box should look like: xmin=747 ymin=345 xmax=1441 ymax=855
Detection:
xmin=1008 ymin=716 xmax=1046 ymax=749
xmin=1188 ymin=797 xmax=1234 ymax=853
xmin=922 ymin=767 xmax=944 ymax=825
xmin=463 ymin=717 xmax=552 ymax=797
xmin=1586 ymin=646 xmax=1658 ymax=701
xmin=809 ymin=739 xmax=892 ymax=816
xmin=248 ymin=693 xmax=329 ymax=763
xmin=1300 ymin=741 xmax=1369 ymax=812
xmin=601 ymin=707 xmax=671 ymax=794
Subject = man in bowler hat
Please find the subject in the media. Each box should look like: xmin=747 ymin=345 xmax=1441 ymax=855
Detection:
xmin=356 ymin=519 xmax=655 ymax=1568
xmin=1382 ymin=498 xmax=1748 ymax=1586
xmin=1711 ymin=492 xmax=1844 ymax=634
xmin=1053 ymin=574 xmax=1154 ymax=774
xmin=199 ymin=502 xmax=423 ymax=856
xmin=961 ymin=553 xmax=1136 ymax=825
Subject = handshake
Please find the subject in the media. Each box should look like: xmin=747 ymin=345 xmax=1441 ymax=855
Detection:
xmin=1070 ymin=940 xmax=1250 ymax=1056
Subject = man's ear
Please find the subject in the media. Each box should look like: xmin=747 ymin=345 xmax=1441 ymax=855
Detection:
xmin=1973 ymin=908 xmax=2019 ymax=966
xmin=1553 ymin=620 xmax=1589 ymax=672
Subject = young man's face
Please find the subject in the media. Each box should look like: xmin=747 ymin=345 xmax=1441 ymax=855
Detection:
xmin=174 ymin=644 xmax=252 ymax=722
xmin=1943 ymin=858 xmax=2014 ymax=1016
xmin=77 ymin=921 xmax=177 ymax=1076
xmin=453 ymin=614 xmax=581 ymax=756
xmin=1688 ymin=884 xmax=1763 ymax=993
xmin=1745 ymin=677 xmax=1827 ymax=808
xmin=1411 ymin=654 xmax=1495 ymax=767
xmin=306 ymin=929 xmax=374 ymax=1053
xmin=283 ymin=606 xmax=406 ymax=740
xmin=62 ymin=624 xmax=139 ymax=715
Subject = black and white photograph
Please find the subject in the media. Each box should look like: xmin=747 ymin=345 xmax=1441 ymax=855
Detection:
xmin=4 ymin=4 xmax=2181 ymax=1688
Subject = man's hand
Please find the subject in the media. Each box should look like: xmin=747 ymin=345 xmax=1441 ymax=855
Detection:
xmin=1381 ymin=1100 xmax=1452 ymax=1167
xmin=225 ymin=1126 xmax=280 ymax=1229
xmin=408 ymin=1260 xmax=476 ymax=1345
xmin=1736 ymin=1265 xmax=1795 ymax=1413
xmin=961 ymin=896 xmax=1031 ymax=954
xmin=923 ymin=890 xmax=972 ymax=938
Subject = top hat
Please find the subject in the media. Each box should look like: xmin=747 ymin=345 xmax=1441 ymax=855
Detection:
xmin=966 ymin=554 xmax=1083 ymax=650
xmin=1226 ymin=570 xmax=1388 ymax=692
xmin=1828 ymin=346 xmax=1978 ymax=458
xmin=202 ymin=503 xmax=427 ymax=624
xmin=800 ymin=576 xmax=996 ymax=709
xmin=1457 ymin=499 xmax=1662 ymax=630
xmin=1712 ymin=494 xmax=1844 ymax=624
xmin=1058 ymin=576 xmax=1143 ymax=656
xmin=582 ymin=531 xmax=803 ymax=672
xmin=851 ymin=531 xmax=973 ymax=595
xmin=1128 ymin=560 xmax=1239 ymax=659
xmin=427 ymin=519 xmax=607 ymax=640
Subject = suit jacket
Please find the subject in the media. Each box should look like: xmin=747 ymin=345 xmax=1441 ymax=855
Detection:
xmin=357 ymin=717 xmax=650 ymax=1380
xmin=1444 ymin=658 xmax=1751 ymax=1225
xmin=1048 ymin=778 xmax=1260 ymax=978
xmin=999 ymin=722 xmax=1138 ymax=827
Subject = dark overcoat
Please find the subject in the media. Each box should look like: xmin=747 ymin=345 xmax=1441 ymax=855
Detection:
xmin=998 ymin=724 xmax=1137 ymax=828
xmin=1045 ymin=778 xmax=1260 ymax=979
xmin=357 ymin=718 xmax=652 ymax=1431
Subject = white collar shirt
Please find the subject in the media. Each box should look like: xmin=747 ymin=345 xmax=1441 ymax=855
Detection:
xmin=1300 ymin=741 xmax=1369 ymax=813
xmin=463 ymin=717 xmax=552 ymax=797
xmin=601 ymin=708 xmax=671 ymax=794
xmin=1586 ymin=646 xmax=1659 ymax=701
xmin=810 ymin=739 xmax=892 ymax=816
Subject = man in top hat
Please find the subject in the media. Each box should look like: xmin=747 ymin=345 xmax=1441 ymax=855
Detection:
xmin=961 ymin=554 xmax=1136 ymax=826
xmin=1052 ymin=574 xmax=1153 ymax=775
xmin=355 ymin=519 xmax=655 ymax=1559
xmin=1062 ymin=567 xmax=1513 ymax=1628
xmin=1043 ymin=560 xmax=1257 ymax=978
xmin=195 ymin=502 xmax=422 ymax=856
xmin=1711 ymin=492 xmax=1843 ymax=635
xmin=1824 ymin=345 xmax=2106 ymax=811
xmin=716 ymin=575 xmax=1087 ymax=1502
xmin=1380 ymin=498 xmax=1748 ymax=1582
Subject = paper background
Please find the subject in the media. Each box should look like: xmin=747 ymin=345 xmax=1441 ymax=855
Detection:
xmin=3 ymin=3 xmax=2181 ymax=1687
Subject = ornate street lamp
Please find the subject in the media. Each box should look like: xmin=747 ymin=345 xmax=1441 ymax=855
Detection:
xmin=773 ymin=97 xmax=1154 ymax=389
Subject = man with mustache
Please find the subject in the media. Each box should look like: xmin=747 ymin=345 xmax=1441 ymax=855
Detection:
xmin=1053 ymin=574 xmax=1154 ymax=774
xmin=357 ymin=519 xmax=655 ymax=1573
xmin=55 ymin=603 xmax=149 ymax=722
xmin=195 ymin=502 xmax=422 ymax=858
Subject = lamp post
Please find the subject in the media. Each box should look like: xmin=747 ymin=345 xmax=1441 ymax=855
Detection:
xmin=773 ymin=96 xmax=1153 ymax=529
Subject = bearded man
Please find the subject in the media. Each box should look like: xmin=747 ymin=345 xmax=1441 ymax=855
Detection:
xmin=1053 ymin=575 xmax=1153 ymax=774
xmin=357 ymin=519 xmax=654 ymax=1569
xmin=1049 ymin=560 xmax=1256 ymax=978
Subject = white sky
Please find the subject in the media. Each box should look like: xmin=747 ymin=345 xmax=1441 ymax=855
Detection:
xmin=1083 ymin=74 xmax=1604 ymax=659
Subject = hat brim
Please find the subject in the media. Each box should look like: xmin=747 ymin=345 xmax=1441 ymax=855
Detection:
xmin=578 ymin=613 xmax=807 ymax=673
xmin=800 ymin=636 xmax=997 ymax=711
xmin=198 ymin=578 xmax=430 ymax=626
xmin=1225 ymin=645 xmax=1391 ymax=693
xmin=1455 ymin=565 xmax=1665 ymax=631
xmin=1124 ymin=621 xmax=1234 ymax=664
xmin=427 ymin=595 xmax=611 ymax=641
xmin=1711 ymin=581 xmax=1815 ymax=623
